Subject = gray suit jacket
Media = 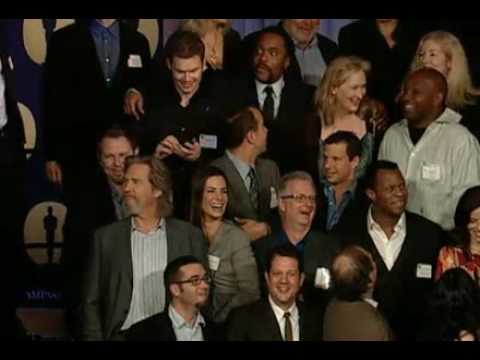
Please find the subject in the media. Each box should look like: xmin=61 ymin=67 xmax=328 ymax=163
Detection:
xmin=81 ymin=217 xmax=208 ymax=341
xmin=211 ymin=154 xmax=281 ymax=222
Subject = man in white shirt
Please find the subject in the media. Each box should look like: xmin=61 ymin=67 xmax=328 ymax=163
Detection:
xmin=227 ymin=244 xmax=323 ymax=341
xmin=126 ymin=256 xmax=218 ymax=341
xmin=345 ymin=160 xmax=444 ymax=340
xmin=378 ymin=67 xmax=480 ymax=230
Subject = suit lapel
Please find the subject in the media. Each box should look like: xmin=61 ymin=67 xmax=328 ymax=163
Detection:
xmin=117 ymin=217 xmax=134 ymax=291
xmin=79 ymin=24 xmax=108 ymax=89
xmin=222 ymin=155 xmax=256 ymax=216
xmin=261 ymin=301 xmax=284 ymax=341
xmin=113 ymin=23 xmax=129 ymax=85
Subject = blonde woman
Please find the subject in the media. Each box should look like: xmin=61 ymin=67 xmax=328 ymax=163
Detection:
xmin=410 ymin=31 xmax=480 ymax=139
xmin=303 ymin=56 xmax=373 ymax=186
xmin=180 ymin=19 xmax=242 ymax=73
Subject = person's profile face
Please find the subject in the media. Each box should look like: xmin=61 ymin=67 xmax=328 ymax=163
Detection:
xmin=401 ymin=74 xmax=439 ymax=124
xmin=418 ymin=40 xmax=451 ymax=77
xmin=332 ymin=71 xmax=367 ymax=115
xmin=323 ymin=142 xmax=358 ymax=186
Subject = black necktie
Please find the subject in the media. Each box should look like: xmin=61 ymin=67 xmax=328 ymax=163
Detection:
xmin=247 ymin=167 xmax=259 ymax=212
xmin=284 ymin=312 xmax=293 ymax=341
xmin=263 ymin=86 xmax=275 ymax=128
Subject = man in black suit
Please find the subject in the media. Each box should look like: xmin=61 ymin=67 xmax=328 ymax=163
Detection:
xmin=344 ymin=160 xmax=444 ymax=340
xmin=253 ymin=171 xmax=339 ymax=306
xmin=62 ymin=125 xmax=139 ymax=337
xmin=211 ymin=107 xmax=281 ymax=241
xmin=127 ymin=256 xmax=219 ymax=341
xmin=235 ymin=27 xmax=314 ymax=174
xmin=242 ymin=19 xmax=338 ymax=87
xmin=81 ymin=156 xmax=208 ymax=341
xmin=44 ymin=19 xmax=150 ymax=222
xmin=227 ymin=244 xmax=323 ymax=341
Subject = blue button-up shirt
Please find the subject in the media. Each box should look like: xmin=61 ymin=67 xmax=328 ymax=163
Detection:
xmin=323 ymin=182 xmax=356 ymax=231
xmin=89 ymin=20 xmax=120 ymax=85
xmin=272 ymin=229 xmax=307 ymax=259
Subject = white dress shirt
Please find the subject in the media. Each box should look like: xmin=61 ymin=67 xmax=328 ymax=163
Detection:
xmin=255 ymin=77 xmax=285 ymax=120
xmin=268 ymin=296 xmax=300 ymax=341
xmin=168 ymin=305 xmax=205 ymax=341
xmin=367 ymin=207 xmax=407 ymax=270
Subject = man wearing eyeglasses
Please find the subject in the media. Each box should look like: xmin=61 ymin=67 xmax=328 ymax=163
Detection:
xmin=127 ymin=256 xmax=219 ymax=341
xmin=253 ymin=171 xmax=339 ymax=307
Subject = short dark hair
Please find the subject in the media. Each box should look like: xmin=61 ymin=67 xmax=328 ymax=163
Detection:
xmin=365 ymin=160 xmax=401 ymax=190
xmin=324 ymin=131 xmax=362 ymax=160
xmin=265 ymin=244 xmax=303 ymax=274
xmin=226 ymin=107 xmax=260 ymax=149
xmin=97 ymin=124 xmax=138 ymax=157
xmin=190 ymin=166 xmax=229 ymax=228
xmin=164 ymin=256 xmax=204 ymax=294
xmin=255 ymin=26 xmax=294 ymax=62
xmin=165 ymin=30 xmax=205 ymax=63
xmin=331 ymin=246 xmax=375 ymax=302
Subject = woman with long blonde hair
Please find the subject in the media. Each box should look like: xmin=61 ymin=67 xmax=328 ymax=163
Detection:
xmin=410 ymin=31 xmax=480 ymax=139
xmin=304 ymin=56 xmax=374 ymax=185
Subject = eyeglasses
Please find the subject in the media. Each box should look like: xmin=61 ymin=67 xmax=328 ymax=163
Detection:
xmin=174 ymin=274 xmax=212 ymax=287
xmin=280 ymin=194 xmax=317 ymax=204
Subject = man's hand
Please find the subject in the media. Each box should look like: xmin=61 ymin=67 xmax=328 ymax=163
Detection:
xmin=179 ymin=140 xmax=201 ymax=162
xmin=155 ymin=136 xmax=182 ymax=159
xmin=124 ymin=89 xmax=144 ymax=121
xmin=235 ymin=218 xmax=270 ymax=241
xmin=46 ymin=161 xmax=63 ymax=185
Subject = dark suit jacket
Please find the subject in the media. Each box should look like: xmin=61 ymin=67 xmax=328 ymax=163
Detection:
xmin=344 ymin=211 xmax=444 ymax=341
xmin=227 ymin=299 xmax=323 ymax=341
xmin=253 ymin=228 xmax=340 ymax=307
xmin=81 ymin=217 xmax=208 ymax=341
xmin=211 ymin=154 xmax=281 ymax=222
xmin=44 ymin=21 xmax=150 ymax=171
xmin=241 ymin=22 xmax=338 ymax=84
xmin=232 ymin=76 xmax=314 ymax=174
xmin=126 ymin=310 xmax=220 ymax=341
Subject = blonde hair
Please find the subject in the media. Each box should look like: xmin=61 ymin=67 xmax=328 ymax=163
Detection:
xmin=410 ymin=31 xmax=480 ymax=110
xmin=314 ymin=56 xmax=371 ymax=127
xmin=180 ymin=19 xmax=231 ymax=37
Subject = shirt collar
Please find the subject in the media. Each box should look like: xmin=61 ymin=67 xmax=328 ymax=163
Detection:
xmin=226 ymin=150 xmax=255 ymax=182
xmin=367 ymin=206 xmax=406 ymax=234
xmin=268 ymin=295 xmax=298 ymax=323
xmin=323 ymin=181 xmax=357 ymax=200
xmin=292 ymin=33 xmax=318 ymax=50
xmin=168 ymin=304 xmax=205 ymax=330
xmin=90 ymin=20 xmax=119 ymax=38
xmin=400 ymin=107 xmax=462 ymax=128
xmin=255 ymin=76 xmax=285 ymax=100
xmin=131 ymin=217 xmax=165 ymax=234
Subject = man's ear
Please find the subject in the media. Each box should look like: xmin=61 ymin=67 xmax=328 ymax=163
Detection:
xmin=246 ymin=129 xmax=256 ymax=145
xmin=351 ymin=155 xmax=360 ymax=171
xmin=284 ymin=56 xmax=291 ymax=70
xmin=166 ymin=58 xmax=172 ymax=71
xmin=133 ymin=147 xmax=140 ymax=156
xmin=366 ymin=188 xmax=376 ymax=203
xmin=153 ymin=189 xmax=163 ymax=199
xmin=170 ymin=283 xmax=181 ymax=297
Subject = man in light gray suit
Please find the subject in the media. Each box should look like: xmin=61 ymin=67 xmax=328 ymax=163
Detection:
xmin=81 ymin=156 xmax=208 ymax=341
xmin=211 ymin=107 xmax=281 ymax=241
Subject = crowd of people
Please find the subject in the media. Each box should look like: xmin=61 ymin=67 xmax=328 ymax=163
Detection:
xmin=4 ymin=19 xmax=480 ymax=341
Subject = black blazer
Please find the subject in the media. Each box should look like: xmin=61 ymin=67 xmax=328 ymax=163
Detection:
xmin=232 ymin=76 xmax=314 ymax=174
xmin=44 ymin=21 xmax=151 ymax=168
xmin=227 ymin=299 xmax=323 ymax=341
xmin=344 ymin=211 xmax=445 ymax=340
xmin=126 ymin=311 xmax=220 ymax=341
xmin=241 ymin=22 xmax=338 ymax=84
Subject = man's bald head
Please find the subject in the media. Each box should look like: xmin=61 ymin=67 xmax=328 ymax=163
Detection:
xmin=331 ymin=246 xmax=376 ymax=301
xmin=401 ymin=68 xmax=448 ymax=127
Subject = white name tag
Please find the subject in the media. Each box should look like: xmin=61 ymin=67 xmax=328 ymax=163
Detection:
xmin=199 ymin=134 xmax=218 ymax=149
xmin=270 ymin=186 xmax=278 ymax=209
xmin=421 ymin=164 xmax=441 ymax=181
xmin=208 ymin=255 xmax=221 ymax=272
xmin=314 ymin=267 xmax=331 ymax=290
xmin=416 ymin=263 xmax=432 ymax=279
xmin=128 ymin=54 xmax=143 ymax=68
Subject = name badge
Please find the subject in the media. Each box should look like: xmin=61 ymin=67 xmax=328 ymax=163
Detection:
xmin=199 ymin=134 xmax=218 ymax=150
xmin=314 ymin=267 xmax=331 ymax=290
xmin=8 ymin=56 xmax=14 ymax=71
xmin=270 ymin=186 xmax=278 ymax=209
xmin=128 ymin=54 xmax=143 ymax=68
xmin=421 ymin=163 xmax=441 ymax=181
xmin=208 ymin=255 xmax=221 ymax=272
xmin=416 ymin=263 xmax=432 ymax=279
